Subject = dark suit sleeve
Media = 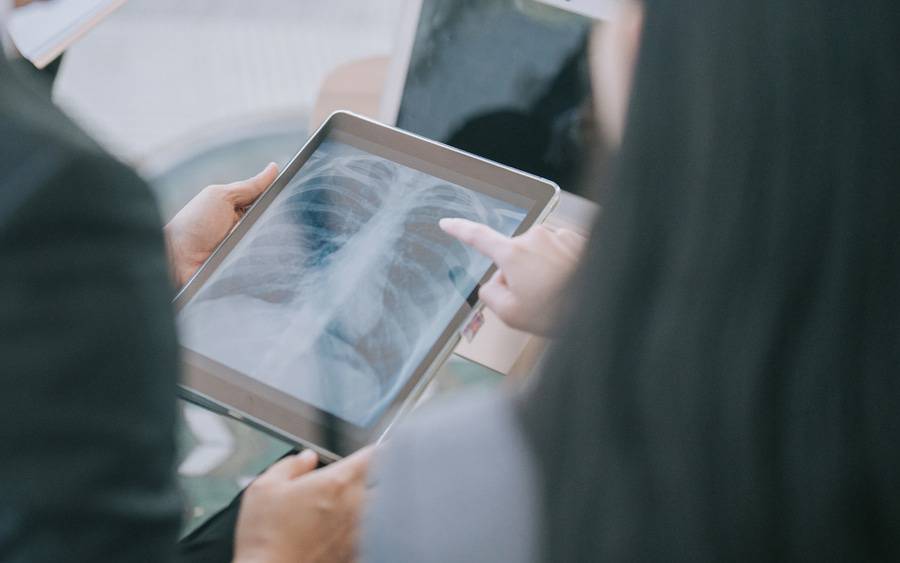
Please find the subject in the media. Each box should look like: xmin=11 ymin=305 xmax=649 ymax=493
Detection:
xmin=0 ymin=148 xmax=182 ymax=562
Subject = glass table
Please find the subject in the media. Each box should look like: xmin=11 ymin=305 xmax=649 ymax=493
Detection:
xmin=176 ymin=355 xmax=502 ymax=535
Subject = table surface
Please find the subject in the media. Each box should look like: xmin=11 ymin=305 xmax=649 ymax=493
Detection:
xmin=178 ymin=354 xmax=505 ymax=535
xmin=54 ymin=0 xmax=406 ymax=163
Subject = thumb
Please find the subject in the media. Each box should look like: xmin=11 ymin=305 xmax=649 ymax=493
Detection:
xmin=258 ymin=449 xmax=318 ymax=483
xmin=224 ymin=162 xmax=279 ymax=207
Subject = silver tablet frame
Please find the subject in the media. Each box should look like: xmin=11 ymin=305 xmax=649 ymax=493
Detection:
xmin=174 ymin=111 xmax=559 ymax=461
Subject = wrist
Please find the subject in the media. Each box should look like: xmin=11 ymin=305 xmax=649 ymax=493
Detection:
xmin=162 ymin=224 xmax=188 ymax=288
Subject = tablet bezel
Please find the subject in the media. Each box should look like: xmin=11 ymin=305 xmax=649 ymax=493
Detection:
xmin=174 ymin=111 xmax=559 ymax=461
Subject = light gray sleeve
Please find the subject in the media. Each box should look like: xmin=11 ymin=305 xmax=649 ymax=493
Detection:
xmin=362 ymin=391 xmax=540 ymax=563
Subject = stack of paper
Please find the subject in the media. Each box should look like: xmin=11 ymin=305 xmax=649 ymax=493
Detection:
xmin=7 ymin=0 xmax=126 ymax=69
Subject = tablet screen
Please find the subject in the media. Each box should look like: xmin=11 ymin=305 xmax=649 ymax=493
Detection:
xmin=395 ymin=0 xmax=592 ymax=192
xmin=178 ymin=138 xmax=526 ymax=426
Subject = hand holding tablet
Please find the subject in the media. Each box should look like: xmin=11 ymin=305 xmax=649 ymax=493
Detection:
xmin=175 ymin=112 xmax=558 ymax=461
xmin=165 ymin=163 xmax=280 ymax=287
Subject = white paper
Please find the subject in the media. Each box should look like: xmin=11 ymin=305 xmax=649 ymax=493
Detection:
xmin=7 ymin=0 xmax=125 ymax=68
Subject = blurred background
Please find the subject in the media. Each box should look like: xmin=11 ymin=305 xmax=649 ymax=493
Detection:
xmin=53 ymin=0 xmax=405 ymax=219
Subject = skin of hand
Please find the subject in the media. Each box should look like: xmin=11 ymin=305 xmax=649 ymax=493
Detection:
xmin=439 ymin=218 xmax=587 ymax=337
xmin=164 ymin=163 xmax=278 ymax=287
xmin=233 ymin=447 xmax=373 ymax=563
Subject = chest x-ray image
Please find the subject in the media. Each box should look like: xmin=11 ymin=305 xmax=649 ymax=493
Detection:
xmin=178 ymin=140 xmax=526 ymax=425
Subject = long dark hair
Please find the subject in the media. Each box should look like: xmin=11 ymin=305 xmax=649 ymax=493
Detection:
xmin=518 ymin=1 xmax=900 ymax=560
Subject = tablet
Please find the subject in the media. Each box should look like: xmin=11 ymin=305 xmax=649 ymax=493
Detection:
xmin=380 ymin=0 xmax=592 ymax=194
xmin=174 ymin=111 xmax=559 ymax=460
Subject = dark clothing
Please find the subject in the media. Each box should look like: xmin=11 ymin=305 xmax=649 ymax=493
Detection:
xmin=177 ymin=491 xmax=242 ymax=563
xmin=0 ymin=54 xmax=182 ymax=562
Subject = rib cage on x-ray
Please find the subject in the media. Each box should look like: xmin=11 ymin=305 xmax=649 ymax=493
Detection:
xmin=179 ymin=141 xmax=526 ymax=425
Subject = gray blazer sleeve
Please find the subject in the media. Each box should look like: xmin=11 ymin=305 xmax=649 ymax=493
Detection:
xmin=362 ymin=391 xmax=540 ymax=563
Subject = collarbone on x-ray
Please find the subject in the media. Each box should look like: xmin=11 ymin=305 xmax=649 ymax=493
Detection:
xmin=179 ymin=140 xmax=525 ymax=425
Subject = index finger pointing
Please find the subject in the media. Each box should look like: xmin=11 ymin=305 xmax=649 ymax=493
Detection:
xmin=439 ymin=218 xmax=513 ymax=266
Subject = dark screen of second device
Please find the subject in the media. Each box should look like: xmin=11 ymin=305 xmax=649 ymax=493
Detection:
xmin=397 ymin=0 xmax=609 ymax=200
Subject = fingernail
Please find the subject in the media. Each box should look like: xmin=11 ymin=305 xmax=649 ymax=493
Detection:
xmin=439 ymin=218 xmax=457 ymax=230
xmin=298 ymin=449 xmax=318 ymax=464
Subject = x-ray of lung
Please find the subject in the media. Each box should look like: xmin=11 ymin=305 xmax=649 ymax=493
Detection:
xmin=178 ymin=140 xmax=526 ymax=426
